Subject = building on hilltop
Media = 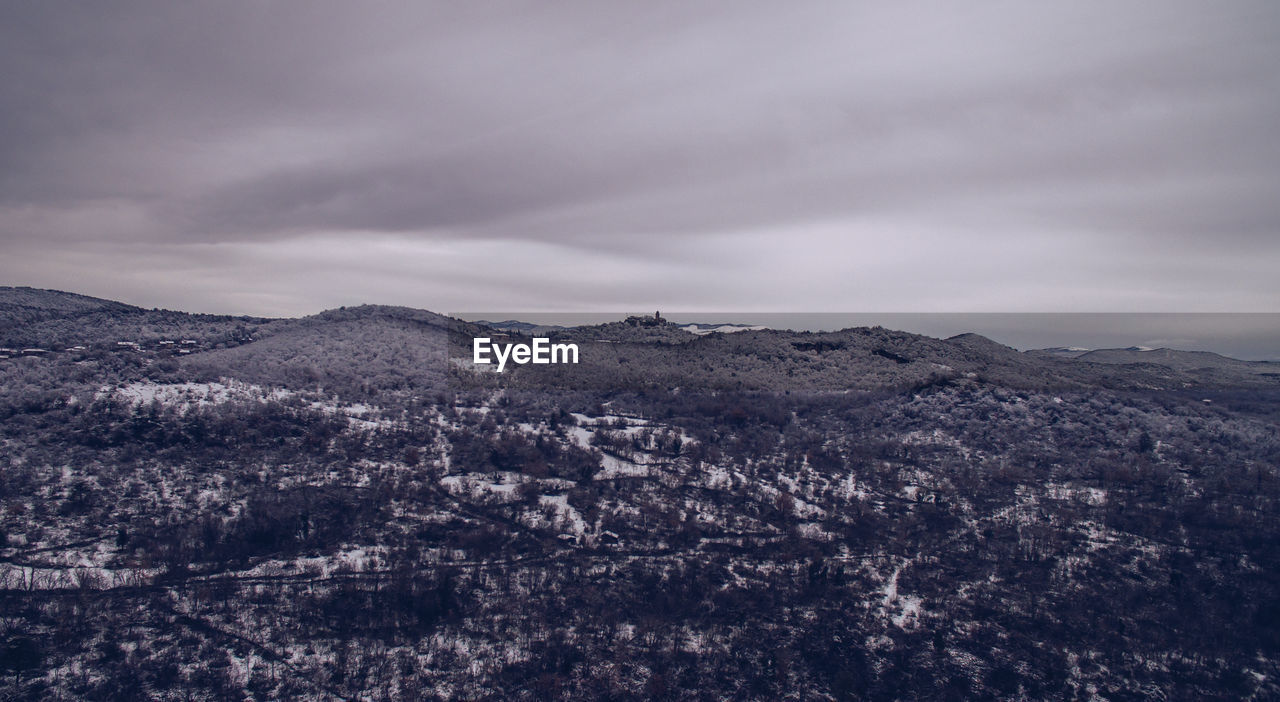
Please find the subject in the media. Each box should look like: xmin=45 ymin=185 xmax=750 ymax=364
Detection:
xmin=625 ymin=310 xmax=666 ymax=327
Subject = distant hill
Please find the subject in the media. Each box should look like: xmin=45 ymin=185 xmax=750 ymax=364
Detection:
xmin=0 ymin=286 xmax=137 ymax=327
xmin=0 ymin=286 xmax=270 ymax=351
xmin=1071 ymin=346 xmax=1279 ymax=378
xmin=3 ymin=288 xmax=1277 ymax=394
xmin=472 ymin=319 xmax=569 ymax=334
xmin=677 ymin=322 xmax=770 ymax=335
xmin=505 ymin=322 xmax=1276 ymax=394
xmin=476 ymin=318 xmax=770 ymax=336
xmin=183 ymin=305 xmax=471 ymax=394
xmin=1025 ymin=346 xmax=1093 ymax=360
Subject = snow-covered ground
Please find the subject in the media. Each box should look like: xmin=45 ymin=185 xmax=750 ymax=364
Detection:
xmin=97 ymin=379 xmax=289 ymax=410
xmin=97 ymin=379 xmax=398 ymax=430
xmin=537 ymin=494 xmax=587 ymax=536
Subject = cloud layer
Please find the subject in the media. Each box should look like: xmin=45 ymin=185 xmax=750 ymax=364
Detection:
xmin=2 ymin=1 xmax=1278 ymax=315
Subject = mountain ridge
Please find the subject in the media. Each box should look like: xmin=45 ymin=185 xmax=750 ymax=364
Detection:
xmin=3 ymin=288 xmax=1276 ymax=393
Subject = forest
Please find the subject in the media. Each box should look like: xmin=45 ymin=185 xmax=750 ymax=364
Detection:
xmin=1 ymin=289 xmax=1278 ymax=700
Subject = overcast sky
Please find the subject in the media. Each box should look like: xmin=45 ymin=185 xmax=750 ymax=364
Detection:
xmin=2 ymin=1 xmax=1278 ymax=317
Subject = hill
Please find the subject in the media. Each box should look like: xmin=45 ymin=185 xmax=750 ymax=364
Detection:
xmin=0 ymin=286 xmax=136 ymax=324
xmin=184 ymin=305 xmax=463 ymax=394
xmin=0 ymin=286 xmax=271 ymax=352
xmin=1075 ymin=346 xmax=1279 ymax=376
xmin=2 ymin=289 xmax=1278 ymax=699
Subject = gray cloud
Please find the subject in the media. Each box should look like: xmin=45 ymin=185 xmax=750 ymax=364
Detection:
xmin=1 ymin=1 xmax=1278 ymax=314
